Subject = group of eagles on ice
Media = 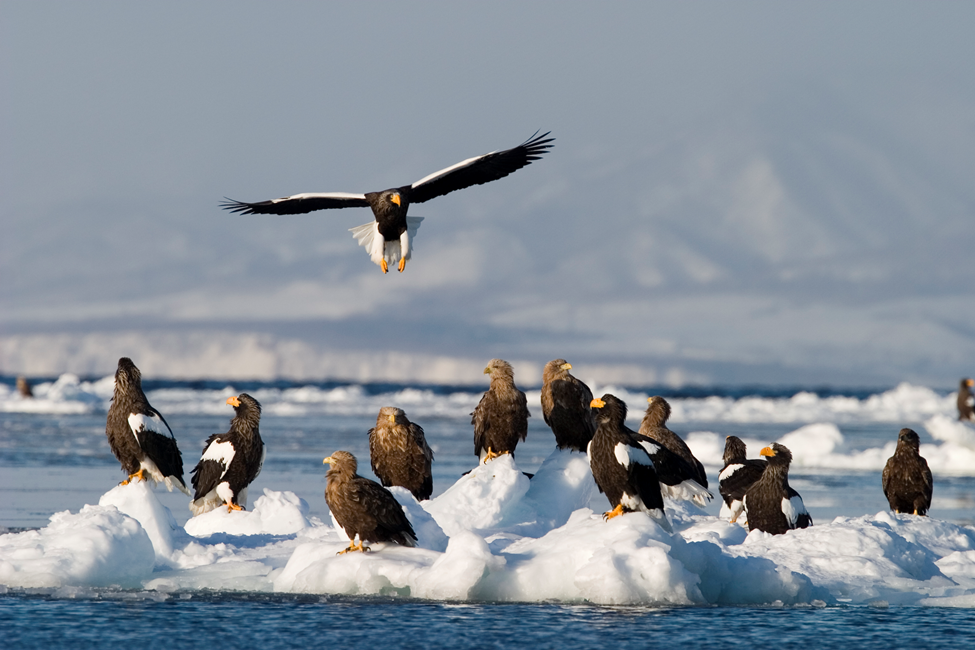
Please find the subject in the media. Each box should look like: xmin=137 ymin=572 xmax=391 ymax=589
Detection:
xmin=90 ymin=130 xmax=950 ymax=553
xmin=104 ymin=356 xmax=939 ymax=555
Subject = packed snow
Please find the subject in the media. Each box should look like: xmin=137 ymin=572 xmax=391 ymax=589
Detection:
xmin=2 ymin=449 xmax=975 ymax=606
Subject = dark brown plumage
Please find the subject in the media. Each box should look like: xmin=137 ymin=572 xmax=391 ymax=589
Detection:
xmin=743 ymin=443 xmax=812 ymax=535
xmin=638 ymin=396 xmax=708 ymax=488
xmin=324 ymin=450 xmax=417 ymax=553
xmin=958 ymin=378 xmax=975 ymax=421
xmin=368 ymin=406 xmax=434 ymax=501
xmin=718 ymin=436 xmax=766 ymax=523
xmin=588 ymin=394 xmax=670 ymax=529
xmin=540 ymin=359 xmax=595 ymax=452
xmin=222 ymin=131 xmax=553 ymax=274
xmin=471 ymin=359 xmax=530 ymax=463
xmin=189 ymin=393 xmax=266 ymax=515
xmin=882 ymin=428 xmax=933 ymax=516
xmin=105 ymin=357 xmax=189 ymax=494
xmin=16 ymin=376 xmax=32 ymax=398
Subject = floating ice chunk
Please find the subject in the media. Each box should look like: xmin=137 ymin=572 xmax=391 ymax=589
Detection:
xmin=184 ymin=488 xmax=311 ymax=538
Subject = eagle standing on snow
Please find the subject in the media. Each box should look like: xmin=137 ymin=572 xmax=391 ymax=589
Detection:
xmin=958 ymin=378 xmax=975 ymax=421
xmin=743 ymin=443 xmax=812 ymax=535
xmin=471 ymin=359 xmax=530 ymax=463
xmin=540 ymin=359 xmax=595 ymax=452
xmin=718 ymin=436 xmax=766 ymax=523
xmin=105 ymin=357 xmax=189 ymax=495
xmin=324 ymin=450 xmax=417 ymax=554
xmin=189 ymin=394 xmax=266 ymax=515
xmin=638 ymin=396 xmax=708 ymax=488
xmin=368 ymin=406 xmax=435 ymax=501
xmin=587 ymin=395 xmax=670 ymax=529
xmin=882 ymin=428 xmax=933 ymax=516
xmin=222 ymin=131 xmax=553 ymax=274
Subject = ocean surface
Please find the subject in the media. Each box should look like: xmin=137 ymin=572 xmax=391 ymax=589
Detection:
xmin=2 ymin=374 xmax=975 ymax=647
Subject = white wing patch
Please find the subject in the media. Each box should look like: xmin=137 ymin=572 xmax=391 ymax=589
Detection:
xmin=636 ymin=439 xmax=663 ymax=457
xmin=719 ymin=463 xmax=744 ymax=481
xmin=660 ymin=479 xmax=713 ymax=507
xmin=128 ymin=412 xmax=172 ymax=439
xmin=201 ymin=440 xmax=236 ymax=479
xmin=781 ymin=495 xmax=808 ymax=527
xmin=277 ymin=192 xmax=366 ymax=202
xmin=411 ymin=152 xmax=496 ymax=189
xmin=614 ymin=442 xmax=654 ymax=469
xmin=350 ymin=217 xmax=424 ymax=267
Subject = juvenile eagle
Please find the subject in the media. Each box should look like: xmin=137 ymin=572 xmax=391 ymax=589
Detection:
xmin=718 ymin=436 xmax=766 ymax=523
xmin=324 ymin=450 xmax=417 ymax=553
xmin=638 ymin=396 xmax=708 ymax=488
xmin=222 ymin=131 xmax=553 ymax=274
xmin=743 ymin=443 xmax=812 ymax=535
xmin=958 ymin=378 xmax=975 ymax=421
xmin=189 ymin=394 xmax=266 ymax=515
xmin=368 ymin=406 xmax=434 ymax=501
xmin=882 ymin=428 xmax=933 ymax=516
xmin=541 ymin=359 xmax=595 ymax=452
xmin=471 ymin=359 xmax=530 ymax=463
xmin=588 ymin=395 xmax=670 ymax=530
xmin=105 ymin=357 xmax=189 ymax=494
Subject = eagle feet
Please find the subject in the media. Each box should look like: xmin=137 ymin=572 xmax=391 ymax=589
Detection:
xmin=380 ymin=259 xmax=389 ymax=274
xmin=337 ymin=540 xmax=370 ymax=555
xmin=481 ymin=448 xmax=509 ymax=464
xmin=120 ymin=469 xmax=147 ymax=486
xmin=602 ymin=504 xmax=625 ymax=521
xmin=225 ymin=501 xmax=245 ymax=513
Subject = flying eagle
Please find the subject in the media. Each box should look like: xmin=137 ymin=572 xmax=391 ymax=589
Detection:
xmin=471 ymin=358 xmax=530 ymax=463
xmin=105 ymin=357 xmax=189 ymax=494
xmin=540 ymin=359 xmax=596 ymax=452
xmin=189 ymin=393 xmax=266 ymax=515
xmin=368 ymin=406 xmax=435 ymax=501
xmin=324 ymin=450 xmax=417 ymax=553
xmin=222 ymin=131 xmax=554 ymax=273
xmin=882 ymin=428 xmax=933 ymax=516
xmin=743 ymin=443 xmax=812 ymax=535
xmin=718 ymin=436 xmax=766 ymax=523
xmin=587 ymin=395 xmax=670 ymax=530
xmin=958 ymin=378 xmax=975 ymax=421
xmin=638 ymin=396 xmax=708 ymax=488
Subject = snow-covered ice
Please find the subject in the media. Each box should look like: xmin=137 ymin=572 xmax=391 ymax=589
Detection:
xmin=2 ymin=448 xmax=974 ymax=606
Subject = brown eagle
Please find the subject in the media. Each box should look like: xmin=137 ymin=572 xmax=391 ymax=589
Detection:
xmin=540 ymin=359 xmax=595 ymax=452
xmin=882 ymin=428 xmax=933 ymax=516
xmin=105 ymin=357 xmax=189 ymax=494
xmin=324 ymin=450 xmax=417 ymax=553
xmin=588 ymin=394 xmax=670 ymax=530
xmin=368 ymin=406 xmax=434 ymax=501
xmin=718 ymin=436 xmax=766 ymax=523
xmin=222 ymin=131 xmax=553 ymax=274
xmin=743 ymin=443 xmax=812 ymax=535
xmin=638 ymin=396 xmax=708 ymax=488
xmin=958 ymin=378 xmax=975 ymax=421
xmin=189 ymin=394 xmax=266 ymax=515
xmin=471 ymin=359 xmax=530 ymax=463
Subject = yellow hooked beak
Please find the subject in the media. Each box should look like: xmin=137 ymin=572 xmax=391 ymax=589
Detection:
xmin=323 ymin=456 xmax=334 ymax=465
xmin=760 ymin=446 xmax=775 ymax=458
xmin=483 ymin=367 xmax=491 ymax=375
xmin=388 ymin=414 xmax=396 ymax=423
xmin=561 ymin=362 xmax=572 ymax=371
xmin=391 ymin=193 xmax=401 ymax=206
xmin=590 ymin=398 xmax=605 ymax=409
xmin=226 ymin=396 xmax=240 ymax=407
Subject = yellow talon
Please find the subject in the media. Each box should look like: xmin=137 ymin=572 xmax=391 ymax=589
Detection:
xmin=120 ymin=468 xmax=146 ymax=486
xmin=380 ymin=259 xmax=389 ymax=274
xmin=398 ymin=257 xmax=406 ymax=273
xmin=337 ymin=539 xmax=369 ymax=554
xmin=603 ymin=503 xmax=625 ymax=521
xmin=225 ymin=501 xmax=245 ymax=513
xmin=482 ymin=448 xmax=508 ymax=463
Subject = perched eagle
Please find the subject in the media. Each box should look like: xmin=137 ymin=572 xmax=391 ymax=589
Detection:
xmin=105 ymin=357 xmax=189 ymax=494
xmin=958 ymin=378 xmax=975 ymax=421
xmin=368 ymin=406 xmax=434 ymax=501
xmin=189 ymin=394 xmax=266 ymax=515
xmin=882 ymin=428 xmax=933 ymax=516
xmin=540 ymin=359 xmax=596 ymax=452
xmin=222 ymin=131 xmax=554 ymax=274
xmin=638 ymin=396 xmax=708 ymax=488
xmin=718 ymin=436 xmax=766 ymax=523
xmin=324 ymin=450 xmax=417 ymax=553
xmin=743 ymin=443 xmax=812 ymax=535
xmin=588 ymin=395 xmax=670 ymax=530
xmin=471 ymin=359 xmax=530 ymax=463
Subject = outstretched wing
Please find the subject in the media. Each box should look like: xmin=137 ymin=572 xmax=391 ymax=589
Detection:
xmin=221 ymin=192 xmax=369 ymax=215
xmin=407 ymin=131 xmax=554 ymax=204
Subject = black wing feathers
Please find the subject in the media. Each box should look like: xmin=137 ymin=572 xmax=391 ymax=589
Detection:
xmin=221 ymin=194 xmax=369 ymax=215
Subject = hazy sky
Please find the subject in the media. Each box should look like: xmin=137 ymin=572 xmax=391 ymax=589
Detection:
xmin=2 ymin=2 xmax=974 ymax=387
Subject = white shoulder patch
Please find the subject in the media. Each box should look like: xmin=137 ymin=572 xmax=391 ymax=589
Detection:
xmin=719 ymin=463 xmax=744 ymax=481
xmin=128 ymin=412 xmax=172 ymax=438
xmin=781 ymin=495 xmax=808 ymax=527
xmin=614 ymin=442 xmax=653 ymax=469
xmin=201 ymin=440 xmax=236 ymax=478
xmin=637 ymin=439 xmax=662 ymax=456
xmin=283 ymin=192 xmax=366 ymax=201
